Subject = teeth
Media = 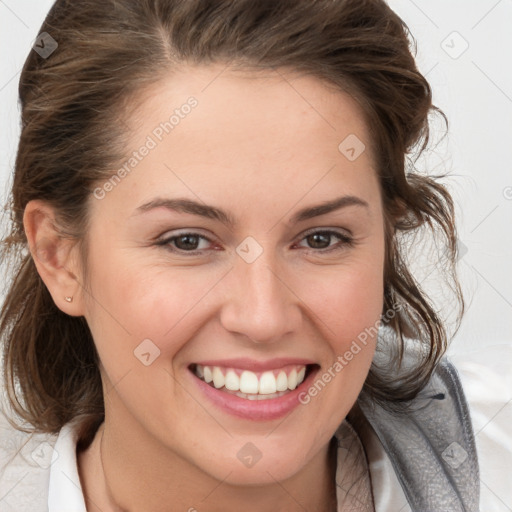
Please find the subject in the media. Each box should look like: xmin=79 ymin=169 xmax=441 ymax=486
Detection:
xmin=212 ymin=367 xmax=225 ymax=389
xmin=224 ymin=370 xmax=240 ymax=391
xmin=194 ymin=364 xmax=308 ymax=397
xmin=240 ymin=370 xmax=259 ymax=394
xmin=288 ymin=368 xmax=298 ymax=390
xmin=203 ymin=366 xmax=213 ymax=383
xmin=258 ymin=371 xmax=277 ymax=394
xmin=276 ymin=371 xmax=288 ymax=392
xmin=237 ymin=390 xmax=289 ymax=400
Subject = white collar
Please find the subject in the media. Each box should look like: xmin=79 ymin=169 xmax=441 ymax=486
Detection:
xmin=48 ymin=420 xmax=87 ymax=512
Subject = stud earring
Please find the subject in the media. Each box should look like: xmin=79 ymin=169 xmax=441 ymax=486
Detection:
xmin=65 ymin=296 xmax=73 ymax=303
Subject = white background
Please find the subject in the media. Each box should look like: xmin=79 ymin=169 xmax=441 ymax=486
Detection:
xmin=0 ymin=0 xmax=511 ymax=354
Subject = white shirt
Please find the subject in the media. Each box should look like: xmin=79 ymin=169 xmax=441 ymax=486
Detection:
xmin=47 ymin=420 xmax=87 ymax=511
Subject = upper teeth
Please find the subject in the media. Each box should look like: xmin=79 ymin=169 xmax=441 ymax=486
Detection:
xmin=195 ymin=365 xmax=307 ymax=394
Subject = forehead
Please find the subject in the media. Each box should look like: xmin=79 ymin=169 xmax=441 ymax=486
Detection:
xmin=94 ymin=64 xmax=379 ymax=217
xmin=131 ymin=63 xmax=372 ymax=156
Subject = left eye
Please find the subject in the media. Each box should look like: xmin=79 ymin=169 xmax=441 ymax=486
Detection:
xmin=295 ymin=230 xmax=353 ymax=252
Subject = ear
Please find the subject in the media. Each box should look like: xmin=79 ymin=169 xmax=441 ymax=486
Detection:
xmin=23 ymin=199 xmax=85 ymax=316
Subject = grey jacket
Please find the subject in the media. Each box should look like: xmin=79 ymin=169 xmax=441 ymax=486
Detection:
xmin=354 ymin=359 xmax=480 ymax=511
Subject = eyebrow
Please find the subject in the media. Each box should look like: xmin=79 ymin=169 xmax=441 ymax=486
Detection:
xmin=133 ymin=195 xmax=369 ymax=227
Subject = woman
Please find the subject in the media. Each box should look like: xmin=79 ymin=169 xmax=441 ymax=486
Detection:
xmin=0 ymin=0 xmax=499 ymax=510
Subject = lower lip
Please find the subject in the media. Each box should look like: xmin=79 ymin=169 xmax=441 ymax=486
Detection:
xmin=189 ymin=366 xmax=319 ymax=421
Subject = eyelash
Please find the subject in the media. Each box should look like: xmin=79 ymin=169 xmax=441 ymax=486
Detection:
xmin=155 ymin=229 xmax=355 ymax=255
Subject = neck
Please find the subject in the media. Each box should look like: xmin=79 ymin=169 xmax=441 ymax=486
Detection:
xmin=78 ymin=411 xmax=339 ymax=512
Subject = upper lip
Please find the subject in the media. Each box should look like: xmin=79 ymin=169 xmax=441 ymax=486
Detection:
xmin=191 ymin=357 xmax=317 ymax=372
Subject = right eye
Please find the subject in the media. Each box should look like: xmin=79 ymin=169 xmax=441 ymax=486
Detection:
xmin=156 ymin=232 xmax=217 ymax=254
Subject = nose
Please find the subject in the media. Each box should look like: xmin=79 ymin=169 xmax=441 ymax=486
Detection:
xmin=219 ymin=248 xmax=301 ymax=344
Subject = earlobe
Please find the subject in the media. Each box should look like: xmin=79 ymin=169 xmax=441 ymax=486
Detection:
xmin=23 ymin=199 xmax=84 ymax=316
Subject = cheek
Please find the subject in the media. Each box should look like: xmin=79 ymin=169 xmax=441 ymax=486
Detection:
xmin=306 ymin=258 xmax=384 ymax=345
xmin=84 ymin=247 xmax=225 ymax=360
xmin=296 ymin=261 xmax=384 ymax=425
xmin=81 ymin=255 xmax=217 ymax=424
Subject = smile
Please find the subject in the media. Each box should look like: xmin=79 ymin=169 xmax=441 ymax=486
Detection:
xmin=193 ymin=364 xmax=307 ymax=400
xmin=188 ymin=360 xmax=319 ymax=421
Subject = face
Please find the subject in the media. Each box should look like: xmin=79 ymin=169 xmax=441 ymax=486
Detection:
xmin=81 ymin=64 xmax=385 ymax=485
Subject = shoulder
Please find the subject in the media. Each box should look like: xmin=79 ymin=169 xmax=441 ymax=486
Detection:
xmin=356 ymin=345 xmax=483 ymax=511
xmin=447 ymin=344 xmax=512 ymax=510
xmin=0 ymin=406 xmax=57 ymax=511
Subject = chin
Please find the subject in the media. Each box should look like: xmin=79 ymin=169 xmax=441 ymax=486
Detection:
xmin=187 ymin=432 xmax=324 ymax=487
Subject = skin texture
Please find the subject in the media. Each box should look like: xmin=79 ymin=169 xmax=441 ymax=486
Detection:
xmin=24 ymin=64 xmax=385 ymax=511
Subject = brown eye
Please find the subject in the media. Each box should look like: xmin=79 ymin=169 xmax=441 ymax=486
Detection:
xmin=305 ymin=232 xmax=331 ymax=249
xmin=297 ymin=230 xmax=354 ymax=253
xmin=173 ymin=234 xmax=201 ymax=251
xmin=156 ymin=232 xmax=213 ymax=253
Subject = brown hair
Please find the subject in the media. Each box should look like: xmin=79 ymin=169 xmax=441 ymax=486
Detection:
xmin=1 ymin=0 xmax=464 ymax=443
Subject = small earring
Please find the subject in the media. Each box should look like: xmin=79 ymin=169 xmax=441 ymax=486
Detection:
xmin=65 ymin=296 xmax=73 ymax=303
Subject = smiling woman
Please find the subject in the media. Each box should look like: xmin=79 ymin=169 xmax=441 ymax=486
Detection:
xmin=0 ymin=1 xmax=484 ymax=511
